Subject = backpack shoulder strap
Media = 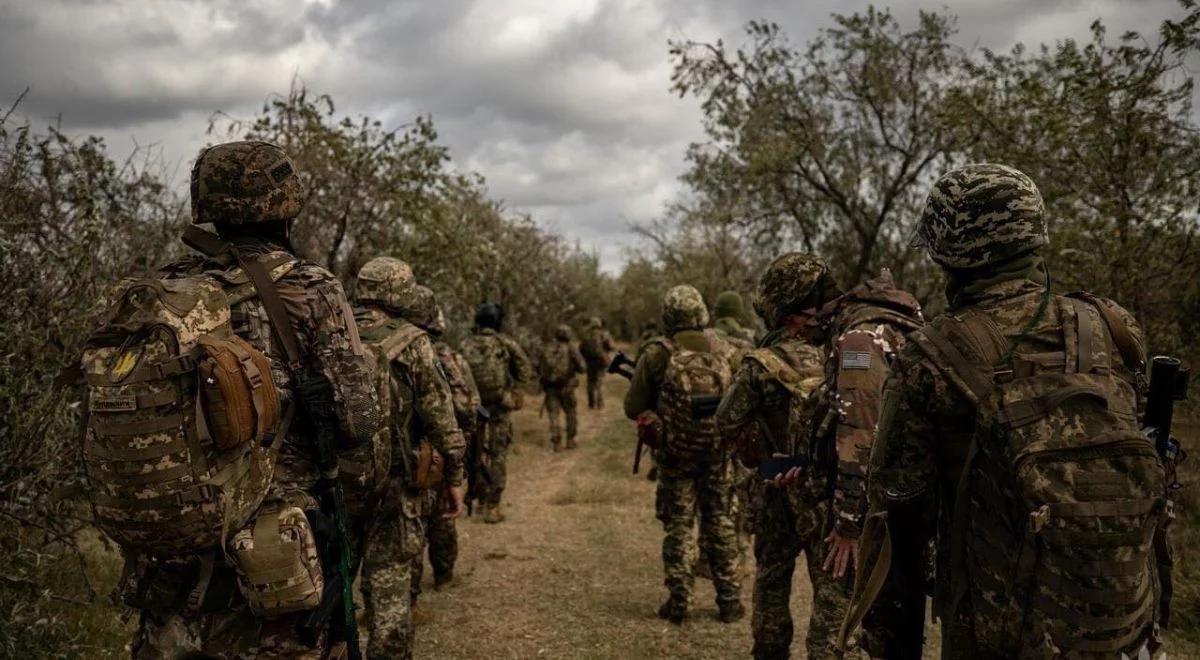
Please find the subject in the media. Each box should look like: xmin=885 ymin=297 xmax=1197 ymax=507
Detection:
xmin=1068 ymin=292 xmax=1145 ymax=374
xmin=908 ymin=314 xmax=1000 ymax=406
xmin=376 ymin=322 xmax=427 ymax=363
xmin=233 ymin=249 xmax=304 ymax=372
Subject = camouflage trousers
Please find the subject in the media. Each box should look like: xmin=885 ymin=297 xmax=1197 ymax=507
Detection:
xmin=751 ymin=486 xmax=852 ymax=660
xmin=697 ymin=462 xmax=753 ymax=575
xmin=481 ymin=412 xmax=514 ymax=507
xmin=586 ymin=364 xmax=605 ymax=409
xmin=361 ymin=485 xmax=427 ymax=660
xmin=655 ymin=454 xmax=742 ymax=610
xmin=544 ymin=382 xmax=579 ymax=447
xmin=411 ymin=486 xmax=458 ymax=603
xmin=133 ymin=606 xmax=324 ymax=659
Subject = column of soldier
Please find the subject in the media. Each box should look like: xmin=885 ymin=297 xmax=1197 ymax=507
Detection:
xmin=78 ymin=139 xmax=1173 ymax=660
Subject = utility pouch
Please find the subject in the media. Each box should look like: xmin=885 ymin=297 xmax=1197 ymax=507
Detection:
xmin=230 ymin=504 xmax=324 ymax=617
xmin=409 ymin=440 xmax=445 ymax=491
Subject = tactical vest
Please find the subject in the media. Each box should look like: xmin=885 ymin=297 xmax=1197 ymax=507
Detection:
xmin=911 ymin=292 xmax=1162 ymax=657
xmin=541 ymin=341 xmax=575 ymax=385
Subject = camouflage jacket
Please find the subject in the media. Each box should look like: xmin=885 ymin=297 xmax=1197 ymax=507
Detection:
xmin=715 ymin=330 xmax=824 ymax=490
xmin=813 ymin=273 xmax=922 ymax=538
xmin=435 ymin=340 xmax=481 ymax=434
xmin=863 ymin=269 xmax=1146 ymax=656
xmin=159 ymin=238 xmax=382 ymax=506
xmin=460 ymin=328 xmax=534 ymax=411
xmin=580 ymin=328 xmax=616 ymax=366
xmin=713 ymin=316 xmax=756 ymax=346
xmin=355 ymin=306 xmax=466 ymax=487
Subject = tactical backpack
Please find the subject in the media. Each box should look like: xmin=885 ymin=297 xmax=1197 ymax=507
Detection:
xmin=911 ymin=292 xmax=1163 ymax=656
xmin=540 ymin=342 xmax=575 ymax=385
xmin=356 ymin=315 xmax=442 ymax=498
xmin=580 ymin=330 xmax=606 ymax=363
xmin=462 ymin=332 xmax=512 ymax=408
xmin=81 ymin=259 xmax=295 ymax=557
xmin=652 ymin=333 xmax=735 ymax=463
xmin=744 ymin=343 xmax=826 ymax=460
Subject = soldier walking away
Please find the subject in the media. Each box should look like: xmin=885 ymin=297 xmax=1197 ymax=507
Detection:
xmin=624 ymin=285 xmax=745 ymax=625
xmin=713 ymin=290 xmax=757 ymax=346
xmin=353 ymin=262 xmax=467 ymax=659
xmin=580 ymin=316 xmax=616 ymax=409
xmin=847 ymin=164 xmax=1166 ymax=659
xmin=715 ymin=253 xmax=843 ymax=660
xmin=92 ymin=141 xmax=383 ymax=659
xmin=402 ymin=286 xmax=481 ymax=599
xmin=540 ymin=324 xmax=587 ymax=451
xmin=460 ymin=302 xmax=534 ymax=523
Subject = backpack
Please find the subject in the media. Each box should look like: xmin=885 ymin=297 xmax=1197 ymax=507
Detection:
xmin=580 ymin=329 xmax=607 ymax=363
xmin=462 ymin=333 xmax=511 ymax=407
xmin=653 ymin=332 xmax=735 ymax=463
xmin=540 ymin=342 xmax=575 ymax=385
xmin=82 ymin=265 xmax=290 ymax=558
xmin=744 ymin=343 xmax=826 ymax=459
xmin=911 ymin=293 xmax=1163 ymax=656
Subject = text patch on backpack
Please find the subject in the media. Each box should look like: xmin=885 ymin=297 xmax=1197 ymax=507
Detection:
xmin=90 ymin=393 xmax=138 ymax=412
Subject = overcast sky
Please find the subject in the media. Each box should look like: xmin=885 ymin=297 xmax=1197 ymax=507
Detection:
xmin=0 ymin=0 xmax=1183 ymax=271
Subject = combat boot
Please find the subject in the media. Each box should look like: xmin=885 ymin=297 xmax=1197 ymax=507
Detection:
xmin=483 ymin=505 xmax=505 ymax=524
xmin=566 ymin=436 xmax=578 ymax=450
xmin=717 ymin=600 xmax=745 ymax=623
xmin=657 ymin=598 xmax=688 ymax=625
xmin=551 ymin=439 xmax=563 ymax=453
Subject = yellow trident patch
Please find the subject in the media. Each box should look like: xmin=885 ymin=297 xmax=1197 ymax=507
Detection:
xmin=109 ymin=346 xmax=143 ymax=382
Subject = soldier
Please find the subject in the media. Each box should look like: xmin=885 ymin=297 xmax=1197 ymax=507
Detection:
xmin=713 ymin=290 xmax=757 ymax=346
xmin=849 ymin=164 xmax=1161 ymax=659
xmin=353 ymin=263 xmax=467 ymax=659
xmin=128 ymin=141 xmax=383 ymax=659
xmin=460 ymin=302 xmax=534 ymax=523
xmin=624 ymin=285 xmax=745 ymax=625
xmin=402 ymin=285 xmax=480 ymax=599
xmin=579 ymin=316 xmax=616 ymax=409
xmin=539 ymin=324 xmax=587 ymax=451
xmin=715 ymin=253 xmax=841 ymax=660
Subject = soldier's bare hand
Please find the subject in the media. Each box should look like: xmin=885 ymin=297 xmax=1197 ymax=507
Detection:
xmin=770 ymin=453 xmax=804 ymax=487
xmin=823 ymin=530 xmax=859 ymax=578
xmin=444 ymin=485 xmax=466 ymax=519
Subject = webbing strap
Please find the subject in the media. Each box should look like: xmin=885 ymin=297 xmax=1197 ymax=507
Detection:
xmin=91 ymin=413 xmax=183 ymax=437
xmin=1070 ymin=293 xmax=1144 ymax=374
xmin=1045 ymin=497 xmax=1159 ymax=518
xmin=234 ymin=251 xmax=303 ymax=372
xmin=995 ymin=386 xmax=1109 ymax=427
xmin=1066 ymin=621 xmax=1151 ymax=654
xmin=910 ymin=326 xmax=993 ymax=404
xmin=1074 ymin=299 xmax=1096 ymax=374
xmin=87 ymin=434 xmax=187 ymax=462
xmin=88 ymin=389 xmax=178 ymax=410
xmin=92 ymin=484 xmax=213 ymax=511
xmin=1034 ymin=584 xmax=1152 ymax=631
xmin=88 ymin=355 xmax=196 ymax=386
xmin=108 ymin=463 xmax=193 ymax=487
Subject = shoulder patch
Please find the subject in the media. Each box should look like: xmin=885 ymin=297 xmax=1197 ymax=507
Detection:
xmin=841 ymin=351 xmax=872 ymax=370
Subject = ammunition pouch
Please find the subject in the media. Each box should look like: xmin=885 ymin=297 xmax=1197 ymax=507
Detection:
xmin=409 ymin=440 xmax=445 ymax=491
xmin=229 ymin=503 xmax=324 ymax=617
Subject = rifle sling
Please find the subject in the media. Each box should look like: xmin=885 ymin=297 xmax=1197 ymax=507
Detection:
xmin=233 ymin=250 xmax=304 ymax=371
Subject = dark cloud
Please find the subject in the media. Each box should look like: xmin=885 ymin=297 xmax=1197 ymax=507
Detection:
xmin=2 ymin=0 xmax=1185 ymax=270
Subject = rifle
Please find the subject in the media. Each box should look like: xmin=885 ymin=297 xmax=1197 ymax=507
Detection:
xmin=466 ymin=405 xmax=494 ymax=516
xmin=690 ymin=393 xmax=723 ymax=420
xmin=294 ymin=372 xmax=361 ymax=660
xmin=1143 ymin=355 xmax=1189 ymax=628
xmin=607 ymin=351 xmax=636 ymax=379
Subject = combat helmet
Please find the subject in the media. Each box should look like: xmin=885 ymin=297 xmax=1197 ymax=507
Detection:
xmin=555 ymin=324 xmax=573 ymax=342
xmin=914 ymin=163 xmax=1048 ymax=270
xmin=753 ymin=252 xmax=840 ymax=329
xmin=475 ymin=302 xmax=504 ymax=331
xmin=587 ymin=316 xmax=603 ymax=330
xmin=355 ymin=257 xmax=416 ymax=311
xmin=714 ymin=291 xmax=745 ymax=320
xmin=190 ymin=141 xmax=306 ymax=225
xmin=401 ymin=285 xmax=445 ymax=336
xmin=662 ymin=285 xmax=709 ymax=332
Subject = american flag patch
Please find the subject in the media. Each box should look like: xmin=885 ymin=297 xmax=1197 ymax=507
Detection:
xmin=841 ymin=351 xmax=872 ymax=370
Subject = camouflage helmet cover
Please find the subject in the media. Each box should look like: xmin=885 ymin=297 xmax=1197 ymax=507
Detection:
xmin=714 ymin=290 xmax=745 ymax=319
xmin=401 ymin=285 xmax=444 ymax=335
xmin=914 ymin=163 xmax=1048 ymax=270
xmin=555 ymin=324 xmax=573 ymax=341
xmin=753 ymin=252 xmax=837 ymax=328
xmin=662 ymin=284 xmax=709 ymax=332
xmin=587 ymin=316 xmax=603 ymax=329
xmin=190 ymin=140 xmax=306 ymax=225
xmin=354 ymin=257 xmax=416 ymax=310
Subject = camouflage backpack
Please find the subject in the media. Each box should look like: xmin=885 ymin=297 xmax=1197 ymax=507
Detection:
xmin=81 ymin=257 xmax=295 ymax=557
xmin=580 ymin=329 xmax=606 ymax=363
xmin=540 ymin=342 xmax=575 ymax=385
xmin=911 ymin=292 xmax=1163 ymax=655
xmin=743 ymin=342 xmax=826 ymax=460
xmin=462 ymin=332 xmax=512 ymax=407
xmin=652 ymin=331 xmax=736 ymax=463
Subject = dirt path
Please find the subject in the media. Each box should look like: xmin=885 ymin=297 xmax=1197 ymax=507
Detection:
xmin=412 ymin=374 xmax=818 ymax=659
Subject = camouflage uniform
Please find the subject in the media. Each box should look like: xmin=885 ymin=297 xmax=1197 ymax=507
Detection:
xmin=624 ymin=285 xmax=744 ymax=623
xmin=460 ymin=304 xmax=534 ymax=523
xmin=131 ymin=142 xmax=383 ymax=660
xmin=541 ymin=325 xmax=587 ymax=450
xmin=406 ymin=288 xmax=481 ymax=598
xmin=581 ymin=316 xmax=616 ymax=409
xmin=354 ymin=271 xmax=467 ymax=660
xmin=716 ymin=253 xmax=851 ymax=660
xmin=855 ymin=164 xmax=1157 ymax=659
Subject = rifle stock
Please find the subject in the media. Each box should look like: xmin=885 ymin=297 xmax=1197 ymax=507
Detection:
xmin=1143 ymin=355 xmax=1189 ymax=627
xmin=608 ymin=351 xmax=636 ymax=380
